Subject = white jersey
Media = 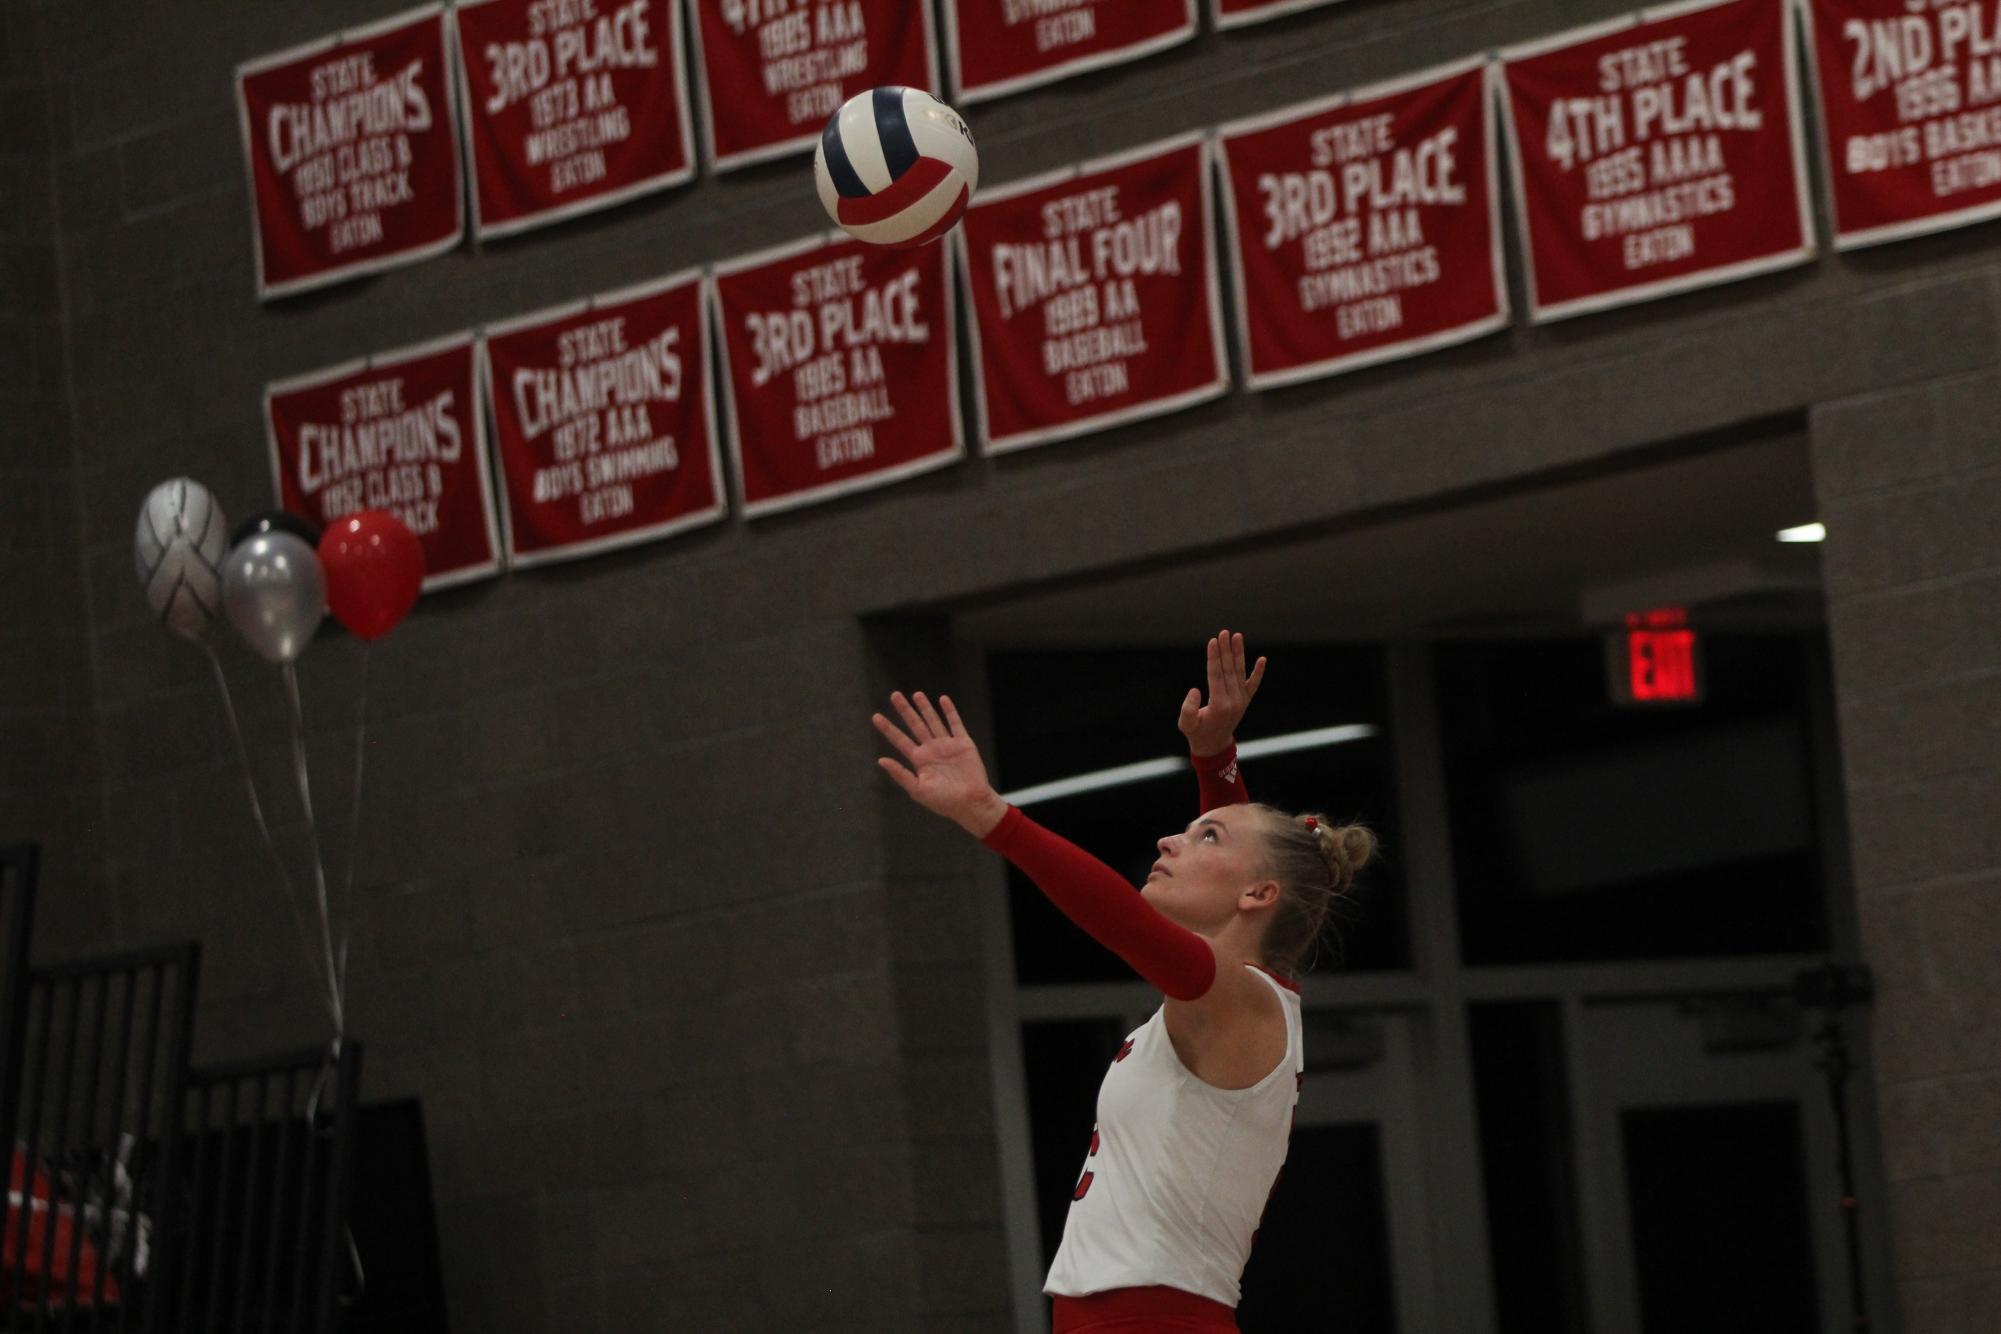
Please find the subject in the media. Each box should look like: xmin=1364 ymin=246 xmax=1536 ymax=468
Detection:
xmin=1043 ymin=966 xmax=1304 ymax=1306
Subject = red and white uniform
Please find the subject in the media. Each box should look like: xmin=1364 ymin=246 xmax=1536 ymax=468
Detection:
xmin=981 ymin=745 xmax=1298 ymax=1325
xmin=1044 ymin=964 xmax=1303 ymax=1306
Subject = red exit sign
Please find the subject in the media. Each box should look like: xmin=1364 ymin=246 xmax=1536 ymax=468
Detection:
xmin=1608 ymin=609 xmax=1704 ymax=705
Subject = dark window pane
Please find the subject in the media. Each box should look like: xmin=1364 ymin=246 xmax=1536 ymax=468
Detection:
xmin=1021 ymin=1017 xmax=1129 ymax=1270
xmin=989 ymin=646 xmax=1408 ymax=983
xmin=1623 ymin=1102 xmax=1820 ymax=1334
xmin=1468 ymin=1001 xmax=1589 ymax=1334
xmin=1436 ymin=636 xmax=1831 ymax=965
xmin=1238 ymin=1123 xmax=1397 ymax=1333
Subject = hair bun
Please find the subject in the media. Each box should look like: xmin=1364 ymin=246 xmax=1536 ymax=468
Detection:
xmin=1338 ymin=825 xmax=1378 ymax=877
xmin=1302 ymin=817 xmax=1376 ymax=892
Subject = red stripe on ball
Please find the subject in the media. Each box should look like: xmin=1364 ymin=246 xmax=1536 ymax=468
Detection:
xmin=835 ymin=156 xmax=954 ymax=226
xmin=882 ymin=186 xmax=970 ymax=250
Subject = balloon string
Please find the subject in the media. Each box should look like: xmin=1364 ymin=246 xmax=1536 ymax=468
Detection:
xmin=295 ymin=1045 xmax=370 ymax=1298
xmin=336 ymin=646 xmax=369 ymax=1034
xmin=303 ymin=1039 xmax=335 ymax=1123
xmin=203 ymin=644 xmax=340 ymax=1031
xmin=282 ymin=662 xmax=345 ymax=1047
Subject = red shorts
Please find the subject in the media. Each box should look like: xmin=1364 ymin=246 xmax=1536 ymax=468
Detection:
xmin=1050 ymin=1286 xmax=1239 ymax=1332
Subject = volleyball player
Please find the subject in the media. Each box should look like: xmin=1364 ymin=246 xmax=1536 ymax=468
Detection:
xmin=872 ymin=631 xmax=1375 ymax=1332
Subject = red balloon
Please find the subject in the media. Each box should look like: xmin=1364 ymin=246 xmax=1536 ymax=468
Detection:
xmin=318 ymin=511 xmax=424 ymax=641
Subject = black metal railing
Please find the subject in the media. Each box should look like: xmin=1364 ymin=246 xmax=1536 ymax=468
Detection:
xmin=0 ymin=849 xmax=374 ymax=1333
xmin=160 ymin=1044 xmax=362 ymax=1334
xmin=2 ymin=943 xmax=200 ymax=1332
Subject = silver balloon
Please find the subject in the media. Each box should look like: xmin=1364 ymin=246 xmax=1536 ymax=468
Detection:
xmin=134 ymin=477 xmax=229 ymax=639
xmin=222 ymin=531 xmax=325 ymax=663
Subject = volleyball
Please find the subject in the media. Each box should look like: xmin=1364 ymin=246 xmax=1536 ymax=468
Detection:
xmin=814 ymin=87 xmax=979 ymax=249
xmin=133 ymin=477 xmax=229 ymax=640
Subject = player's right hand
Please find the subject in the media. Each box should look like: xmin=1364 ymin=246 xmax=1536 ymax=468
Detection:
xmin=873 ymin=691 xmax=1006 ymax=837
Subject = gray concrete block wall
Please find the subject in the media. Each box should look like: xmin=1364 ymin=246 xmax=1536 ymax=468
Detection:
xmin=1 ymin=0 xmax=103 ymax=960
xmin=7 ymin=0 xmax=1999 ymax=1326
xmin=866 ymin=617 xmax=1014 ymax=1327
xmin=1811 ymin=371 xmax=2001 ymax=1333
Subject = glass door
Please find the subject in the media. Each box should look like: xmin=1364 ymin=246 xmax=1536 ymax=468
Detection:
xmin=1567 ymin=996 xmax=1851 ymax=1334
xmin=1239 ymin=1007 xmax=1434 ymax=1333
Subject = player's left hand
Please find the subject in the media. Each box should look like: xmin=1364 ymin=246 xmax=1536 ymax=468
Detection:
xmin=1177 ymin=629 xmax=1266 ymax=759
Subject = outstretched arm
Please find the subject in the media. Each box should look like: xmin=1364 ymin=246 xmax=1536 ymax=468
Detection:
xmin=873 ymin=690 xmax=1215 ymax=1000
xmin=980 ymin=807 xmax=1214 ymax=1000
xmin=1178 ymin=630 xmax=1265 ymax=813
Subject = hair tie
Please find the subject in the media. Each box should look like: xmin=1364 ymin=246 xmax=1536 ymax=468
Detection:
xmin=1303 ymin=816 xmax=1318 ymax=833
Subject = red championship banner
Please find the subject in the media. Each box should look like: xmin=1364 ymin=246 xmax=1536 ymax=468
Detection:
xmin=452 ymin=0 xmax=696 ymax=238
xmin=955 ymin=134 xmax=1227 ymax=453
xmin=266 ymin=335 xmax=502 ymax=590
xmin=1212 ymin=0 xmax=1345 ymax=31
xmin=1496 ymin=0 xmax=1815 ymax=322
xmin=1215 ymin=58 xmax=1507 ymax=390
xmin=1797 ymin=0 xmax=2001 ymax=247
xmin=690 ymin=0 xmax=939 ymax=171
xmin=944 ymin=0 xmax=1198 ymax=104
xmin=710 ymin=232 xmax=963 ymax=516
xmin=236 ymin=6 xmax=464 ymax=300
xmin=482 ymin=271 xmax=726 ymax=566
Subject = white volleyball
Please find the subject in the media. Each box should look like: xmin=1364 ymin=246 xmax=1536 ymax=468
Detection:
xmin=813 ymin=87 xmax=979 ymax=249
xmin=134 ymin=477 xmax=229 ymax=639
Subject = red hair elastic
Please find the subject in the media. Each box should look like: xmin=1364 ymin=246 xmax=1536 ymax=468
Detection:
xmin=1303 ymin=817 xmax=1318 ymax=832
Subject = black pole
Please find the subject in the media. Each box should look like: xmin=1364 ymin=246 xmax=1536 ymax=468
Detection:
xmin=1798 ymin=962 xmax=1874 ymax=1334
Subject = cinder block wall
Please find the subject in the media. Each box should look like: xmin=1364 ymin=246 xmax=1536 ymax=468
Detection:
xmin=9 ymin=0 xmax=1998 ymax=1327
xmin=1811 ymin=378 xmax=2001 ymax=1330
xmin=1 ymin=1 xmax=104 ymax=960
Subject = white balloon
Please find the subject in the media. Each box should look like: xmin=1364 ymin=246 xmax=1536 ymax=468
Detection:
xmin=134 ymin=478 xmax=229 ymax=639
xmin=222 ymin=532 xmax=325 ymax=664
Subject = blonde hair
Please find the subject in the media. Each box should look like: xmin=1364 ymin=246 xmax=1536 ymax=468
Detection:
xmin=1251 ymin=804 xmax=1377 ymax=980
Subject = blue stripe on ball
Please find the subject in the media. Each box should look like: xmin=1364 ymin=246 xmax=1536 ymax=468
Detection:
xmin=819 ymin=113 xmax=869 ymax=199
xmin=872 ymin=86 xmax=919 ymax=182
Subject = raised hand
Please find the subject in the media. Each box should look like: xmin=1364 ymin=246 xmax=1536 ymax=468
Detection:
xmin=873 ymin=691 xmax=1008 ymax=838
xmin=1177 ymin=629 xmax=1267 ymax=759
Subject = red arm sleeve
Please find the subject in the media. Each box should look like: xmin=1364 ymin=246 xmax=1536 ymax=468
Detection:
xmin=981 ymin=806 xmax=1216 ymax=1001
xmin=1192 ymin=743 xmax=1250 ymax=814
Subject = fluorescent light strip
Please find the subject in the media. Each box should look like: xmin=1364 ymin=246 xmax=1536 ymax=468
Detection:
xmin=1002 ymin=757 xmax=1188 ymax=807
xmin=1237 ymin=723 xmax=1378 ymax=759
xmin=999 ymin=723 xmax=1379 ymax=807
xmin=1776 ymin=522 xmax=1826 ymax=543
